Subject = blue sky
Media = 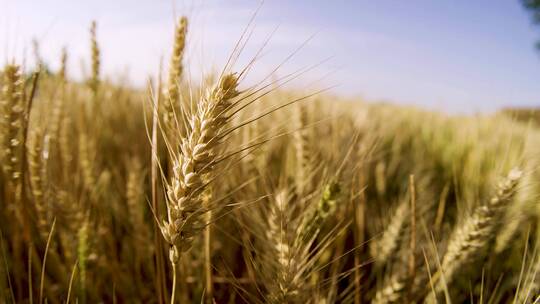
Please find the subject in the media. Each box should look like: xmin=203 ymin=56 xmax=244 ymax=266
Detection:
xmin=1 ymin=0 xmax=539 ymax=112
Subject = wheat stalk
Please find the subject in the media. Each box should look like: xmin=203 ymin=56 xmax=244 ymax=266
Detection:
xmin=77 ymin=218 xmax=89 ymax=303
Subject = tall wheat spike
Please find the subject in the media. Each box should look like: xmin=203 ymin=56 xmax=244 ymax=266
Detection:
xmin=78 ymin=133 xmax=96 ymax=193
xmin=59 ymin=115 xmax=72 ymax=182
xmin=49 ymin=48 xmax=68 ymax=144
xmin=59 ymin=47 xmax=68 ymax=82
xmin=265 ymin=189 xmax=305 ymax=304
xmin=161 ymin=73 xmax=239 ymax=303
xmin=295 ymin=104 xmax=311 ymax=196
xmin=28 ymin=129 xmax=48 ymax=237
xmin=370 ymin=199 xmax=409 ymax=268
xmin=163 ymin=16 xmax=188 ymax=129
xmin=1 ymin=65 xmax=24 ymax=184
xmin=126 ymin=157 xmax=151 ymax=259
xmin=89 ymin=21 xmax=100 ymax=95
xmin=161 ymin=73 xmax=239 ymax=257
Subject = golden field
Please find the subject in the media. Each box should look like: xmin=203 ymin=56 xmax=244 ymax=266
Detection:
xmin=1 ymin=17 xmax=540 ymax=303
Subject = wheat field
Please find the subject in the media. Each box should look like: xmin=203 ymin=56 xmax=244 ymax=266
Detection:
xmin=1 ymin=14 xmax=540 ymax=304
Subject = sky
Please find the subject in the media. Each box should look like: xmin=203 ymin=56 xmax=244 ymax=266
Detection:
xmin=1 ymin=0 xmax=540 ymax=113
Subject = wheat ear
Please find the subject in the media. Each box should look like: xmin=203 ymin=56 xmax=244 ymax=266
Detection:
xmin=297 ymin=181 xmax=340 ymax=245
xmin=127 ymin=157 xmax=146 ymax=234
xmin=161 ymin=73 xmax=239 ymax=303
xmin=163 ymin=16 xmax=188 ymax=128
xmin=427 ymin=168 xmax=523 ymax=301
xmin=89 ymin=21 xmax=100 ymax=95
xmin=370 ymin=199 xmax=409 ymax=268
xmin=161 ymin=73 xmax=239 ymax=257
xmin=372 ymin=272 xmax=408 ymax=304
xmin=1 ymin=65 xmax=24 ymax=184
xmin=265 ymin=189 xmax=306 ymax=304
xmin=295 ymin=104 xmax=311 ymax=196
xmin=261 ymin=182 xmax=340 ymax=304
xmin=28 ymin=129 xmax=48 ymax=237
xmin=49 ymin=48 xmax=68 ymax=144
xmin=78 ymin=133 xmax=96 ymax=193
xmin=126 ymin=157 xmax=151 ymax=257
xmin=59 ymin=47 xmax=68 ymax=82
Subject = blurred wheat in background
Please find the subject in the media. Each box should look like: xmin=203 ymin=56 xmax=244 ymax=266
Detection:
xmin=2 ymin=5 xmax=540 ymax=304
